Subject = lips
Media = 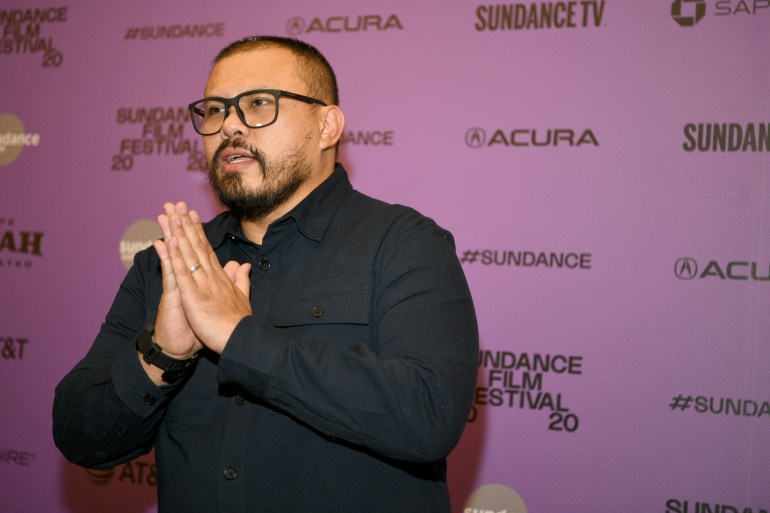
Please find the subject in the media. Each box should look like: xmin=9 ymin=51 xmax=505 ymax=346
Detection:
xmin=220 ymin=149 xmax=255 ymax=165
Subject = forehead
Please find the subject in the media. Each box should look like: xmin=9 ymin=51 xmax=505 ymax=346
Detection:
xmin=204 ymin=47 xmax=302 ymax=96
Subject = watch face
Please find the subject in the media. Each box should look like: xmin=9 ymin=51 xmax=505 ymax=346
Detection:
xmin=162 ymin=368 xmax=185 ymax=384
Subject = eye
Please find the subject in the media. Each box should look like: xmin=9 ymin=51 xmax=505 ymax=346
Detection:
xmin=197 ymin=101 xmax=225 ymax=118
xmin=242 ymin=93 xmax=275 ymax=111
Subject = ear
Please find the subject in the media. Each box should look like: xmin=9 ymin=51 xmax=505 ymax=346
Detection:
xmin=318 ymin=105 xmax=345 ymax=151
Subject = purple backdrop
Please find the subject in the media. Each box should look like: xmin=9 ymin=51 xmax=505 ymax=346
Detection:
xmin=1 ymin=1 xmax=769 ymax=512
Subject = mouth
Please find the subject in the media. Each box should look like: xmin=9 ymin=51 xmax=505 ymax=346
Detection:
xmin=219 ymin=149 xmax=256 ymax=168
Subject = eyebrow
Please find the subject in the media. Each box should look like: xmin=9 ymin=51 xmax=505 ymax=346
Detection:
xmin=203 ymin=85 xmax=275 ymax=97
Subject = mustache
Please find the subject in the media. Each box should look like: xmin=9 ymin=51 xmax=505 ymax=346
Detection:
xmin=211 ymin=139 xmax=266 ymax=171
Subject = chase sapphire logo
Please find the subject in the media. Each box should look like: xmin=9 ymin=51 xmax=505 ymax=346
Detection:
xmin=674 ymin=257 xmax=698 ymax=280
xmin=671 ymin=0 xmax=706 ymax=26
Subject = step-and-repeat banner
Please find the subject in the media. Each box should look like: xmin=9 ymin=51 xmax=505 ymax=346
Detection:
xmin=1 ymin=1 xmax=768 ymax=512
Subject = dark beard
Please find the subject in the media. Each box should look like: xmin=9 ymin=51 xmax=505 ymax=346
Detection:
xmin=208 ymin=138 xmax=311 ymax=221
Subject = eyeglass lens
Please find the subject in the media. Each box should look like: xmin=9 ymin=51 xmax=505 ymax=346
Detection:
xmin=192 ymin=91 xmax=278 ymax=134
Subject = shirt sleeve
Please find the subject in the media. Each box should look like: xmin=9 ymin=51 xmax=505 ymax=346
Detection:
xmin=217 ymin=221 xmax=479 ymax=463
xmin=52 ymin=248 xmax=177 ymax=468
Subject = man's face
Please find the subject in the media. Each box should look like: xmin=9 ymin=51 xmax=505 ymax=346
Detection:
xmin=202 ymin=47 xmax=320 ymax=221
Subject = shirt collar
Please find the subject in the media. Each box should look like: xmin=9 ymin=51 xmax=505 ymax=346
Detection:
xmin=287 ymin=162 xmax=352 ymax=242
xmin=203 ymin=162 xmax=353 ymax=247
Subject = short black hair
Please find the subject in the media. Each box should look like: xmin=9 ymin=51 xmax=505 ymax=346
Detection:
xmin=214 ymin=36 xmax=339 ymax=106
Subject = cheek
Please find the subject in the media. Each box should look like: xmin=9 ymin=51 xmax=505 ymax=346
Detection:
xmin=203 ymin=138 xmax=219 ymax=161
xmin=269 ymin=124 xmax=310 ymax=154
xmin=252 ymin=132 xmax=286 ymax=158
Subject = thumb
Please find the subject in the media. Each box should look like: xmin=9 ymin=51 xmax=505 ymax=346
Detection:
xmin=234 ymin=263 xmax=251 ymax=297
xmin=222 ymin=260 xmax=239 ymax=281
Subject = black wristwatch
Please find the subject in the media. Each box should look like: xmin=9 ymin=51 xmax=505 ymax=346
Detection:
xmin=136 ymin=329 xmax=199 ymax=383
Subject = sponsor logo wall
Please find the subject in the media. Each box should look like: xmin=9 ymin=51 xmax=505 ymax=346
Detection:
xmin=0 ymin=2 xmax=768 ymax=513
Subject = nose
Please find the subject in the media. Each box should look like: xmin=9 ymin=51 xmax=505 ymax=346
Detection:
xmin=220 ymin=105 xmax=250 ymax=139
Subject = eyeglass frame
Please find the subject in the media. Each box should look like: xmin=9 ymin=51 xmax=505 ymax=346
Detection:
xmin=187 ymin=89 xmax=328 ymax=135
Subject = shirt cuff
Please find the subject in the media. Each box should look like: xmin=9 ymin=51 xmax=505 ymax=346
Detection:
xmin=111 ymin=341 xmax=183 ymax=418
xmin=217 ymin=316 xmax=283 ymax=395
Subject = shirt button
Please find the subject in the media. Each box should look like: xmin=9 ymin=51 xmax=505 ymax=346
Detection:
xmin=258 ymin=258 xmax=271 ymax=271
xmin=223 ymin=467 xmax=237 ymax=480
xmin=235 ymin=393 xmax=247 ymax=405
xmin=143 ymin=394 xmax=156 ymax=405
xmin=311 ymin=306 xmax=324 ymax=318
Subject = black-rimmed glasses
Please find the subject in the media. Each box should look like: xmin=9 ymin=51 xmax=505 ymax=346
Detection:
xmin=188 ymin=89 xmax=327 ymax=135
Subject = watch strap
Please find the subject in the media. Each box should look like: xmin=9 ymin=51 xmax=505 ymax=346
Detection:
xmin=136 ymin=329 xmax=198 ymax=383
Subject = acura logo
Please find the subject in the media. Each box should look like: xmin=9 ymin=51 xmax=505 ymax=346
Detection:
xmin=286 ymin=17 xmax=306 ymax=36
xmin=674 ymin=257 xmax=698 ymax=280
xmin=465 ymin=127 xmax=487 ymax=148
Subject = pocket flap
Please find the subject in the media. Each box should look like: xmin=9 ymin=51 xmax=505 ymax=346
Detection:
xmin=271 ymin=284 xmax=371 ymax=327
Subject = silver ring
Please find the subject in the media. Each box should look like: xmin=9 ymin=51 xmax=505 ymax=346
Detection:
xmin=190 ymin=263 xmax=202 ymax=274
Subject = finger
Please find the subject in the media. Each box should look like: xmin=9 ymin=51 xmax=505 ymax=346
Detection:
xmin=169 ymin=212 xmax=204 ymax=274
xmin=158 ymin=201 xmax=180 ymax=242
xmin=233 ymin=263 xmax=252 ymax=297
xmin=188 ymin=210 xmax=209 ymax=247
xmin=178 ymin=210 xmax=218 ymax=272
xmin=152 ymin=239 xmax=178 ymax=291
xmin=164 ymin=203 xmax=195 ymax=268
xmin=190 ymin=210 xmax=221 ymax=270
xmin=222 ymin=260 xmax=239 ymax=282
xmin=153 ymin=237 xmax=169 ymax=261
xmin=156 ymin=205 xmax=180 ymax=289
xmin=166 ymin=236 xmax=199 ymax=290
xmin=157 ymin=214 xmax=172 ymax=241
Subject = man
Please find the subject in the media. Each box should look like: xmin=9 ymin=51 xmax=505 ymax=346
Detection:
xmin=54 ymin=36 xmax=478 ymax=513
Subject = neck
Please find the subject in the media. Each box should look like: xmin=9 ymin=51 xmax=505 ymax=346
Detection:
xmin=239 ymin=162 xmax=335 ymax=245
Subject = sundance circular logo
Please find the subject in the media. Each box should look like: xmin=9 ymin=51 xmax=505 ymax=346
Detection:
xmin=464 ymin=483 xmax=528 ymax=513
xmin=0 ymin=113 xmax=41 ymax=167
xmin=120 ymin=219 xmax=162 ymax=270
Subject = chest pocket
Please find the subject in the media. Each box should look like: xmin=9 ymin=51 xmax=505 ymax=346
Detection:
xmin=270 ymin=282 xmax=372 ymax=348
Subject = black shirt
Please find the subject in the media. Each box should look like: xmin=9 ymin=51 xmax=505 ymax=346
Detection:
xmin=53 ymin=164 xmax=478 ymax=513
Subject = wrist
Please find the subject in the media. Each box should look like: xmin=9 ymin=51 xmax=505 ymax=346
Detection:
xmin=136 ymin=329 xmax=199 ymax=383
xmin=152 ymin=334 xmax=196 ymax=360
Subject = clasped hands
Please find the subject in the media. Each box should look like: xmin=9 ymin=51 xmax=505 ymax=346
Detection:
xmin=150 ymin=201 xmax=252 ymax=361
